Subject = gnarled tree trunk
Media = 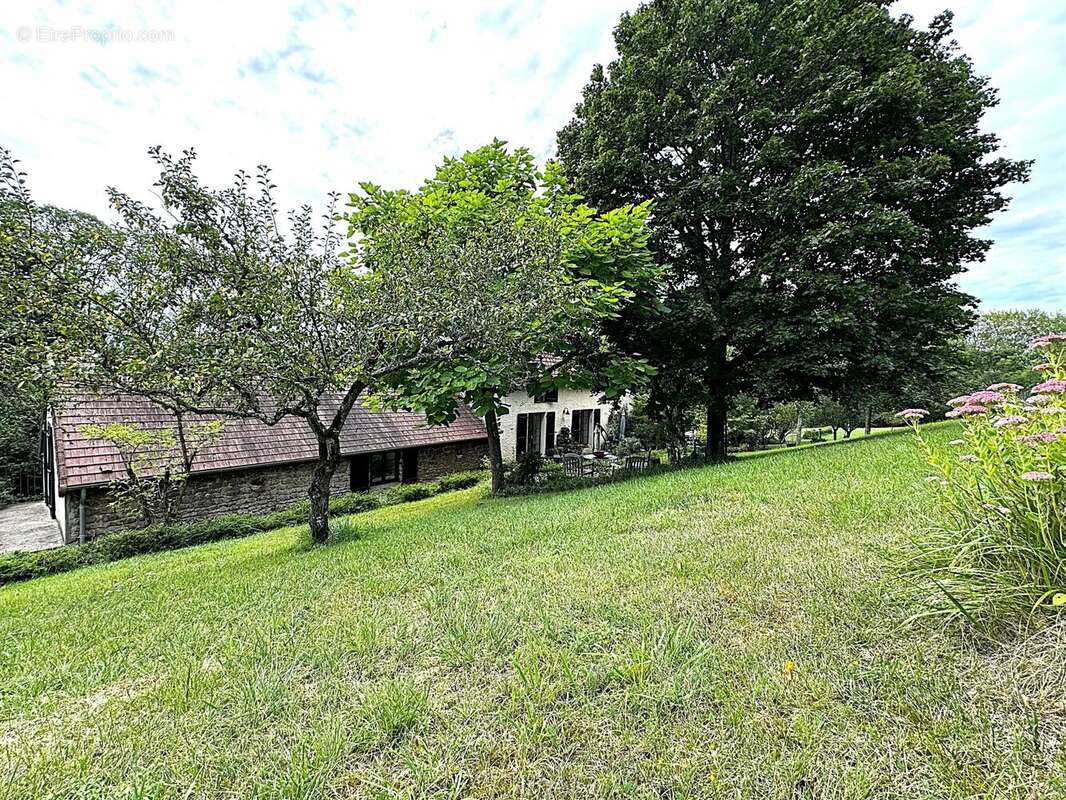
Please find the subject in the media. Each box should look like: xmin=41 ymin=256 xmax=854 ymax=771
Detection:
xmin=308 ymin=432 xmax=341 ymax=545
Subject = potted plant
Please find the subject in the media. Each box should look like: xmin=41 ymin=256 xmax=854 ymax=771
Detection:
xmin=555 ymin=426 xmax=577 ymax=454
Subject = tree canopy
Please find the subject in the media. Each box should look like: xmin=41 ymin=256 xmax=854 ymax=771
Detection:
xmin=30 ymin=148 xmax=532 ymax=542
xmin=557 ymin=0 xmax=1030 ymax=457
xmin=347 ymin=140 xmax=660 ymax=490
xmin=1 ymin=148 xmax=113 ymax=502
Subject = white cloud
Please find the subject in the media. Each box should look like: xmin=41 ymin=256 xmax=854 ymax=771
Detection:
xmin=894 ymin=0 xmax=1066 ymax=311
xmin=0 ymin=0 xmax=633 ymax=217
xmin=2 ymin=0 xmax=1062 ymax=310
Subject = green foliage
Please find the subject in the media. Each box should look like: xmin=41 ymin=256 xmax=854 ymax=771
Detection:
xmin=624 ymin=392 xmax=695 ymax=461
xmin=1 ymin=148 xmax=110 ymax=500
xmin=0 ymin=470 xmax=486 ymax=586
xmin=503 ymin=451 xmax=545 ymax=488
xmin=964 ymin=310 xmax=1066 ymax=390
xmin=383 ymin=483 xmax=435 ymax=504
xmin=348 ymin=140 xmax=660 ymax=491
xmin=436 ymin=470 xmax=486 ymax=492
xmin=324 ymin=491 xmax=382 ymax=516
xmin=10 ymin=146 xmax=517 ymax=544
xmin=611 ymin=436 xmax=645 ymax=458
xmin=497 ymin=458 xmax=671 ymax=497
xmin=558 ymin=0 xmax=1029 ymax=457
xmin=899 ymin=334 xmax=1066 ymax=629
xmin=813 ymin=397 xmax=865 ymax=439
xmin=0 ymin=390 xmax=43 ymax=501
xmin=81 ymin=419 xmax=223 ymax=527
xmin=727 ymin=394 xmax=773 ymax=451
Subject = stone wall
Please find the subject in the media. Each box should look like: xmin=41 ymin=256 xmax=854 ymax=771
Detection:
xmin=417 ymin=440 xmax=488 ymax=480
xmin=64 ymin=458 xmax=350 ymax=542
xmin=63 ymin=440 xmax=487 ymax=541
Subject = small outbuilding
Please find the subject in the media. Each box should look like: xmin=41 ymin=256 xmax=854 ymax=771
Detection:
xmin=43 ymin=393 xmax=489 ymax=542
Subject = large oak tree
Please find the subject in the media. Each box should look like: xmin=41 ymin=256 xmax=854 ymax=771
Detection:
xmin=557 ymin=0 xmax=1030 ymax=457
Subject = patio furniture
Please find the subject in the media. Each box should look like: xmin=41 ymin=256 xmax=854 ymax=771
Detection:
xmin=624 ymin=453 xmax=651 ymax=472
xmin=562 ymin=453 xmax=590 ymax=478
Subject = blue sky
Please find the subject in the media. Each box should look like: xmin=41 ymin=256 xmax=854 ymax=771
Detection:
xmin=1 ymin=0 xmax=1062 ymax=310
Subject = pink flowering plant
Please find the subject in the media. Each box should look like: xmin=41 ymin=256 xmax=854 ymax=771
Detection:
xmin=897 ymin=333 xmax=1066 ymax=628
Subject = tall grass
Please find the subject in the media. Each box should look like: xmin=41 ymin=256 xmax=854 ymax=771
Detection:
xmin=2 ymin=427 xmax=1063 ymax=797
xmin=898 ymin=333 xmax=1066 ymax=631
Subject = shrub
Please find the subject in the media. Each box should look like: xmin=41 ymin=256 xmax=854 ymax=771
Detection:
xmin=540 ymin=460 xmax=564 ymax=481
xmin=612 ymin=436 xmax=645 ymax=458
xmin=498 ymin=459 xmax=673 ymax=497
xmin=436 ymin=470 xmax=486 ymax=492
xmin=330 ymin=492 xmax=382 ymax=516
xmin=0 ymin=484 xmax=15 ymax=509
xmin=898 ymin=332 xmax=1066 ymax=629
xmin=384 ymin=483 xmax=436 ymax=504
xmin=503 ymin=451 xmax=544 ymax=487
xmin=0 ymin=468 xmax=487 ymax=586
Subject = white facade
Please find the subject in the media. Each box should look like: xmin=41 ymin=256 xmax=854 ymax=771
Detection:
xmin=496 ymin=388 xmax=620 ymax=461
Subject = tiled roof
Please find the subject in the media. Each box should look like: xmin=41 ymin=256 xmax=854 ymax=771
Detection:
xmin=53 ymin=393 xmax=487 ymax=492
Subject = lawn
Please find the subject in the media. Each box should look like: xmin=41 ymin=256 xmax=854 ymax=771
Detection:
xmin=1 ymin=425 xmax=1063 ymax=799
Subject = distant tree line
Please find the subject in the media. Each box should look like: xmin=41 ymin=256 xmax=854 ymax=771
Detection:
xmin=620 ymin=309 xmax=1066 ymax=457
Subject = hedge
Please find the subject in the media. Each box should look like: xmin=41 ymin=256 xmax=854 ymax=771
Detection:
xmin=0 ymin=470 xmax=486 ymax=587
xmin=497 ymin=462 xmax=675 ymax=497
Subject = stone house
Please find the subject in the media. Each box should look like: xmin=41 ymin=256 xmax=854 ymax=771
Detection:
xmin=43 ymin=386 xmax=622 ymax=543
xmin=43 ymin=393 xmax=489 ymax=543
xmin=495 ymin=386 xmax=618 ymax=461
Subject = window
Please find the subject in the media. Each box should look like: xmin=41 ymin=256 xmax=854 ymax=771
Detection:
xmin=571 ymin=409 xmax=593 ymax=446
xmin=533 ymin=388 xmax=559 ymax=403
xmin=516 ymin=412 xmax=545 ymax=456
xmin=369 ymin=450 xmax=400 ymax=485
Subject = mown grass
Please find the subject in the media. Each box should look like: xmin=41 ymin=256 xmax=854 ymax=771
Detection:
xmin=1 ymin=424 xmax=1063 ymax=799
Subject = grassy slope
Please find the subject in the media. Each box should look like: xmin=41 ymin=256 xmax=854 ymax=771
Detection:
xmin=1 ymin=426 xmax=1062 ymax=799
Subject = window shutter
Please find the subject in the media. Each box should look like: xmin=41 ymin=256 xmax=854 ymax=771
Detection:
xmin=351 ymin=454 xmax=370 ymax=491
xmin=545 ymin=412 xmax=555 ymax=453
xmin=516 ymin=414 xmax=527 ymax=456
xmin=402 ymin=449 xmax=418 ymax=484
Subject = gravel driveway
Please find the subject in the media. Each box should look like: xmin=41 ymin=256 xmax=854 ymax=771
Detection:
xmin=0 ymin=501 xmax=63 ymax=554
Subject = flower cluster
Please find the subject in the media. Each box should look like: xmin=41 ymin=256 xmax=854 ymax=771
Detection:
xmin=1029 ymin=333 xmax=1066 ymax=349
xmin=1032 ymin=379 xmax=1066 ymax=395
xmin=904 ymin=341 xmax=1065 ymax=484
xmin=894 ymin=408 xmax=929 ymax=421
xmin=897 ymin=332 xmax=1066 ymax=624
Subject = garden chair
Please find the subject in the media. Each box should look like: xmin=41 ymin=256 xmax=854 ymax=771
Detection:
xmin=562 ymin=453 xmax=589 ymax=478
xmin=624 ymin=453 xmax=651 ymax=472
